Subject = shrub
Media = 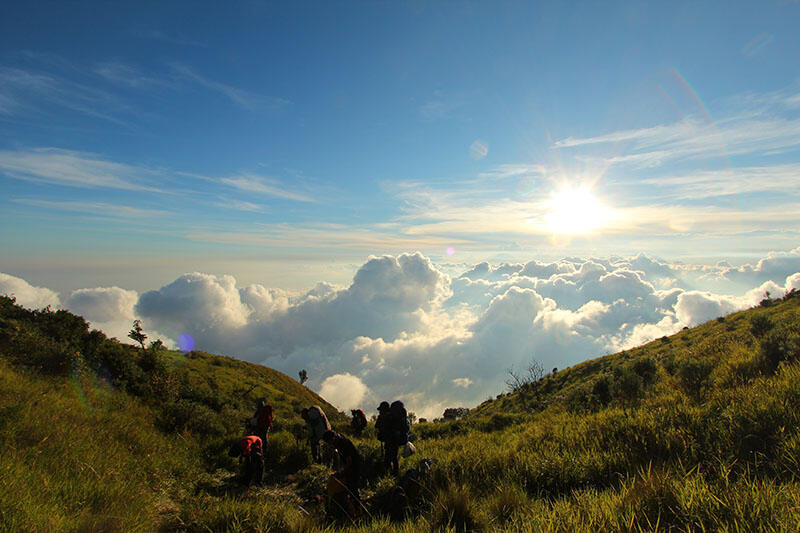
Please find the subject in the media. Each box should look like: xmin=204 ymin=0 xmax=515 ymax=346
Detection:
xmin=631 ymin=357 xmax=658 ymax=386
xmin=750 ymin=314 xmax=774 ymax=338
xmin=611 ymin=367 xmax=643 ymax=403
xmin=443 ymin=407 xmax=470 ymax=420
xmin=160 ymin=399 xmax=226 ymax=437
xmin=479 ymin=413 xmax=521 ymax=432
xmin=592 ymin=375 xmax=612 ymax=406
xmin=676 ymin=358 xmax=713 ymax=399
xmin=757 ymin=329 xmax=799 ymax=374
xmin=430 ymin=485 xmax=488 ymax=533
xmin=565 ymin=384 xmax=592 ymax=413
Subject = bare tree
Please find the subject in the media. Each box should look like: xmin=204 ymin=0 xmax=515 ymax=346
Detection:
xmin=505 ymin=358 xmax=545 ymax=392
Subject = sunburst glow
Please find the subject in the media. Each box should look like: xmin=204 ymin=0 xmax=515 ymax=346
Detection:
xmin=545 ymin=186 xmax=611 ymax=235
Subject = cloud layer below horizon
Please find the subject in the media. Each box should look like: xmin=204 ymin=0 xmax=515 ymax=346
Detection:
xmin=3 ymin=247 xmax=800 ymax=419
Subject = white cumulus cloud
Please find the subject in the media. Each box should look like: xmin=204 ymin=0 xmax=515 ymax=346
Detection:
xmin=318 ymin=373 xmax=370 ymax=411
xmin=5 ymin=246 xmax=800 ymax=420
xmin=64 ymin=286 xmax=139 ymax=341
xmin=0 ymin=272 xmax=60 ymax=309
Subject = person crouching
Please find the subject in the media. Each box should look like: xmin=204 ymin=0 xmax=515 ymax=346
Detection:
xmin=228 ymin=435 xmax=264 ymax=485
xmin=322 ymin=430 xmax=361 ymax=500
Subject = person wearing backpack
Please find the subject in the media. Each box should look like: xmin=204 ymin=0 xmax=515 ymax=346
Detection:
xmin=302 ymin=405 xmax=331 ymax=463
xmin=390 ymin=400 xmax=410 ymax=447
xmin=350 ymin=409 xmax=367 ymax=436
xmin=251 ymin=400 xmax=273 ymax=445
xmin=375 ymin=401 xmax=397 ymax=474
xmin=228 ymin=435 xmax=264 ymax=485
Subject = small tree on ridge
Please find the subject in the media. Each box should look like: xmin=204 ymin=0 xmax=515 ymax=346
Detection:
xmin=128 ymin=320 xmax=147 ymax=350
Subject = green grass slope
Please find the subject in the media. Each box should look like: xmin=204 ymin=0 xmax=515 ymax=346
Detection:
xmin=0 ymin=295 xmax=344 ymax=531
xmin=3 ymin=292 xmax=800 ymax=532
xmin=405 ymin=291 xmax=800 ymax=531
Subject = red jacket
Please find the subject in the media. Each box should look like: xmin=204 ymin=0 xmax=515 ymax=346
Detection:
xmin=239 ymin=436 xmax=262 ymax=456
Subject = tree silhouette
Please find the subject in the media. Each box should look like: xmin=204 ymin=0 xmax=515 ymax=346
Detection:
xmin=298 ymin=369 xmax=308 ymax=385
xmin=128 ymin=320 xmax=147 ymax=350
xmin=505 ymin=358 xmax=545 ymax=392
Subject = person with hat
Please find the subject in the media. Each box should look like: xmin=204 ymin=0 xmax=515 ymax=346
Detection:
xmin=375 ymin=401 xmax=399 ymax=474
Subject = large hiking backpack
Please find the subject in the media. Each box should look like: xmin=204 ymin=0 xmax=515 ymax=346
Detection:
xmin=390 ymin=400 xmax=410 ymax=445
xmin=351 ymin=409 xmax=367 ymax=431
xmin=256 ymin=404 xmax=273 ymax=430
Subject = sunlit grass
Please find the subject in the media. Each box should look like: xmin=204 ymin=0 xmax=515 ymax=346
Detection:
xmin=2 ymin=293 xmax=800 ymax=531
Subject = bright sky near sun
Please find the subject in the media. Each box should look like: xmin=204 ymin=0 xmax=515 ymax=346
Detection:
xmin=1 ymin=1 xmax=799 ymax=294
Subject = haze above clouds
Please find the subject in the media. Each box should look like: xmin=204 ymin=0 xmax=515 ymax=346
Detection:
xmin=4 ymin=247 xmax=799 ymax=418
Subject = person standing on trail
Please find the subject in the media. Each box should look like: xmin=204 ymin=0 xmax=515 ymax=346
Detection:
xmin=323 ymin=430 xmax=361 ymax=500
xmin=251 ymin=400 xmax=273 ymax=445
xmin=228 ymin=435 xmax=264 ymax=485
xmin=302 ymin=405 xmax=331 ymax=463
xmin=350 ymin=409 xmax=367 ymax=436
xmin=375 ymin=401 xmax=398 ymax=474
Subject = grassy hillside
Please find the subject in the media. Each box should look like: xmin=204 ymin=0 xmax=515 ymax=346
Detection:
xmin=0 ymin=295 xmax=344 ymax=531
xmin=2 ymin=291 xmax=800 ymax=531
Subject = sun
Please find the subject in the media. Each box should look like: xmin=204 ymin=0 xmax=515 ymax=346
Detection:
xmin=544 ymin=186 xmax=610 ymax=235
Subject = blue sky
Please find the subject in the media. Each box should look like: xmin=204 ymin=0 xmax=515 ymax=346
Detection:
xmin=2 ymin=2 xmax=800 ymax=413
xmin=2 ymin=2 xmax=800 ymax=293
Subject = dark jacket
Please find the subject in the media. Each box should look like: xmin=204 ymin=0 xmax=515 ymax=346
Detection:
xmin=375 ymin=411 xmax=392 ymax=443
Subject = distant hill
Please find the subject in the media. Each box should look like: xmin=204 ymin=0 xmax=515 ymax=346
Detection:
xmin=3 ymin=291 xmax=800 ymax=532
xmin=470 ymin=288 xmax=800 ymax=421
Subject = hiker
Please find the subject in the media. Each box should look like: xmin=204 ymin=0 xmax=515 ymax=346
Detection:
xmin=350 ymin=408 xmax=367 ymax=436
xmin=375 ymin=401 xmax=392 ymax=471
xmin=301 ymin=405 xmax=331 ymax=463
xmin=250 ymin=399 xmax=273 ymax=445
xmin=377 ymin=400 xmax=412 ymax=475
xmin=390 ymin=400 xmax=411 ymax=456
xmin=322 ymin=430 xmax=361 ymax=501
xmin=228 ymin=435 xmax=264 ymax=485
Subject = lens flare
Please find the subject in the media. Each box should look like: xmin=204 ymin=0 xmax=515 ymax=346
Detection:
xmin=69 ymin=352 xmax=95 ymax=410
xmin=178 ymin=333 xmax=195 ymax=352
xmin=446 ymin=247 xmax=456 ymax=256
xmin=470 ymin=140 xmax=488 ymax=160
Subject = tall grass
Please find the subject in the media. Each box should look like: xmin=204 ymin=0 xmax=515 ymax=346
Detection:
xmin=0 ymin=359 xmax=198 ymax=532
xmin=3 ymin=293 xmax=800 ymax=531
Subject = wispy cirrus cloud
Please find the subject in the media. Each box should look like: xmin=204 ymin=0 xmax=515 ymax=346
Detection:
xmin=94 ymin=62 xmax=174 ymax=90
xmin=639 ymin=163 xmax=800 ymax=201
xmin=418 ymin=89 xmax=475 ymax=121
xmin=170 ymin=64 xmax=291 ymax=112
xmin=220 ymin=173 xmax=316 ymax=202
xmin=554 ymin=91 xmax=800 ymax=169
xmin=212 ymin=198 xmax=266 ymax=213
xmin=0 ymin=148 xmax=163 ymax=192
xmin=477 ymin=163 xmax=547 ymax=180
xmin=185 ymin=222 xmax=465 ymax=251
xmin=0 ymin=65 xmax=131 ymax=125
xmin=12 ymin=198 xmax=168 ymax=219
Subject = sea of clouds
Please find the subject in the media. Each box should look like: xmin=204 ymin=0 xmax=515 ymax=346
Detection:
xmin=3 ymin=247 xmax=800 ymax=419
